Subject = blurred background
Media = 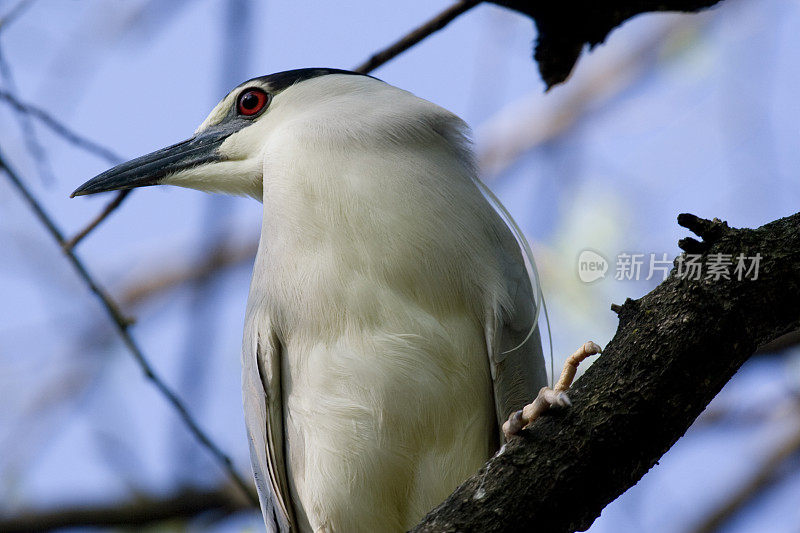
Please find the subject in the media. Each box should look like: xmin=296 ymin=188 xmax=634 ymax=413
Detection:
xmin=1 ymin=0 xmax=799 ymax=531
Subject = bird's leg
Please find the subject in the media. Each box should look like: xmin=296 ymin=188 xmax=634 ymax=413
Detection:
xmin=502 ymin=341 xmax=602 ymax=439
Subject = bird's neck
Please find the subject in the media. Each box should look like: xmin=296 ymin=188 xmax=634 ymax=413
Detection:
xmin=253 ymin=132 xmax=492 ymax=338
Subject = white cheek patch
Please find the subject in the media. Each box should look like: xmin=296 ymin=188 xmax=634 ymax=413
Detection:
xmin=218 ymin=121 xmax=272 ymax=161
xmin=162 ymin=158 xmax=263 ymax=200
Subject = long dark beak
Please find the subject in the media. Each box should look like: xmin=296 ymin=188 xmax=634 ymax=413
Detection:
xmin=71 ymin=129 xmax=230 ymax=197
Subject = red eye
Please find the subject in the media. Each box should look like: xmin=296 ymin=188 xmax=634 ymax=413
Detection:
xmin=237 ymin=88 xmax=270 ymax=116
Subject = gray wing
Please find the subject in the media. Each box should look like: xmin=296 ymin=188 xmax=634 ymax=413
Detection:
xmin=485 ymin=221 xmax=549 ymax=437
xmin=242 ymin=308 xmax=295 ymax=532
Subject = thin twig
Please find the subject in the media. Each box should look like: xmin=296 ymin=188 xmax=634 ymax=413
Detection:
xmin=0 ymin=43 xmax=54 ymax=183
xmin=0 ymin=89 xmax=123 ymax=164
xmin=0 ymin=151 xmax=258 ymax=506
xmin=63 ymin=190 xmax=130 ymax=251
xmin=353 ymin=0 xmax=481 ymax=74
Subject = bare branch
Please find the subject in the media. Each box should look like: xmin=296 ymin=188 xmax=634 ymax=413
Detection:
xmin=0 ymin=89 xmax=123 ymax=165
xmin=0 ymin=43 xmax=54 ymax=183
xmin=62 ymin=190 xmax=130 ymax=251
xmin=0 ymin=151 xmax=258 ymax=507
xmin=0 ymin=485 xmax=255 ymax=533
xmin=353 ymin=0 xmax=481 ymax=74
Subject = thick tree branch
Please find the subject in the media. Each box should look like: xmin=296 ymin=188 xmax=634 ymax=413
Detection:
xmin=413 ymin=212 xmax=800 ymax=532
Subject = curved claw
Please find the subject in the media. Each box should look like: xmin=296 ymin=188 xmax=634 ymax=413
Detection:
xmin=554 ymin=391 xmax=571 ymax=408
xmin=502 ymin=410 xmax=525 ymax=439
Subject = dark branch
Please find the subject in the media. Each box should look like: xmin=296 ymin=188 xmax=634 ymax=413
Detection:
xmin=0 ymin=486 xmax=255 ymax=533
xmin=413 ymin=212 xmax=800 ymax=532
xmin=353 ymin=0 xmax=480 ymax=74
xmin=489 ymin=0 xmax=724 ymax=88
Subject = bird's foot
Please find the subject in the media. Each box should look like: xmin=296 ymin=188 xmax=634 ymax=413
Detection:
xmin=502 ymin=341 xmax=602 ymax=439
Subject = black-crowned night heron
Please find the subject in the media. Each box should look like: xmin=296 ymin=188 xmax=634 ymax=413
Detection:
xmin=72 ymin=68 xmax=599 ymax=532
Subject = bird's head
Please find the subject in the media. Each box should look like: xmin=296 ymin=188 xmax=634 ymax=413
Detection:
xmin=71 ymin=68 xmax=430 ymax=201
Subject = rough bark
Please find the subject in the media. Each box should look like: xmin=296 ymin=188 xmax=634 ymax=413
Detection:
xmin=489 ymin=0 xmax=724 ymax=88
xmin=412 ymin=212 xmax=800 ymax=532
